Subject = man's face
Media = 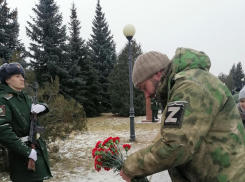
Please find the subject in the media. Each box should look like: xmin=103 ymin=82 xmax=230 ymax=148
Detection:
xmin=138 ymin=77 xmax=159 ymax=98
xmin=240 ymin=98 xmax=245 ymax=111
xmin=6 ymin=74 xmax=25 ymax=91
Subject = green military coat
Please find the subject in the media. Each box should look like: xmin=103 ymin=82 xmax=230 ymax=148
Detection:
xmin=232 ymin=93 xmax=239 ymax=104
xmin=0 ymin=84 xmax=52 ymax=182
xmin=122 ymin=48 xmax=245 ymax=181
xmin=151 ymin=99 xmax=159 ymax=111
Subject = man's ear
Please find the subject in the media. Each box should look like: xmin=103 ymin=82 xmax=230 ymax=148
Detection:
xmin=155 ymin=71 xmax=162 ymax=81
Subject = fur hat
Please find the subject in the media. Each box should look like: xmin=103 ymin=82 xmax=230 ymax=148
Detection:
xmin=132 ymin=51 xmax=170 ymax=87
xmin=0 ymin=63 xmax=25 ymax=83
xmin=239 ymin=87 xmax=245 ymax=101
xmin=235 ymin=87 xmax=241 ymax=93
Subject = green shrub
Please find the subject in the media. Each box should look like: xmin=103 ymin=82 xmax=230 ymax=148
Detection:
xmin=35 ymin=76 xmax=87 ymax=143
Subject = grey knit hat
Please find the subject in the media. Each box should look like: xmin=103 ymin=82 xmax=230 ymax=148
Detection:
xmin=239 ymin=87 xmax=245 ymax=101
xmin=132 ymin=51 xmax=170 ymax=87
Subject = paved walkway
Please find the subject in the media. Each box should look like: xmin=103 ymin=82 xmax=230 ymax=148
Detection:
xmin=136 ymin=112 xmax=172 ymax=182
xmin=149 ymin=171 xmax=172 ymax=182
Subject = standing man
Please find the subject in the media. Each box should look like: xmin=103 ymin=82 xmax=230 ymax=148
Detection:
xmin=151 ymin=98 xmax=159 ymax=122
xmin=0 ymin=63 xmax=52 ymax=182
xmin=120 ymin=48 xmax=245 ymax=181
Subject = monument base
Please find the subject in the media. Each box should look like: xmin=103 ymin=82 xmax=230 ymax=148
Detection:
xmin=141 ymin=119 xmax=160 ymax=123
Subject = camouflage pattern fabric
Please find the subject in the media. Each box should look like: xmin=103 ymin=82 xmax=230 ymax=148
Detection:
xmin=122 ymin=48 xmax=245 ymax=182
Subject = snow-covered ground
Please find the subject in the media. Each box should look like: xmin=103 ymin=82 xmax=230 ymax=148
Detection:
xmin=0 ymin=113 xmax=171 ymax=182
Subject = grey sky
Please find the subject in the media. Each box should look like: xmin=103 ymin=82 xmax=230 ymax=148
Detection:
xmin=7 ymin=0 xmax=245 ymax=76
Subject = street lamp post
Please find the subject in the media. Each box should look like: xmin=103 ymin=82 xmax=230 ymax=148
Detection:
xmin=123 ymin=24 xmax=136 ymax=142
xmin=242 ymin=78 xmax=245 ymax=88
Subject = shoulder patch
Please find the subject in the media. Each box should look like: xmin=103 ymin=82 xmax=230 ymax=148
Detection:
xmin=3 ymin=94 xmax=13 ymax=100
xmin=164 ymin=101 xmax=188 ymax=128
xmin=0 ymin=105 xmax=5 ymax=116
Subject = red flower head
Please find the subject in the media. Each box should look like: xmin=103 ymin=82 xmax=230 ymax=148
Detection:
xmin=104 ymin=167 xmax=111 ymax=171
xmin=95 ymin=148 xmax=105 ymax=156
xmin=113 ymin=137 xmax=120 ymax=144
xmin=95 ymin=155 xmax=102 ymax=163
xmin=102 ymin=139 xmax=109 ymax=146
xmin=123 ymin=144 xmax=131 ymax=151
xmin=94 ymin=162 xmax=102 ymax=172
xmin=95 ymin=141 xmax=103 ymax=148
xmin=102 ymin=136 xmax=113 ymax=146
xmin=92 ymin=148 xmax=97 ymax=158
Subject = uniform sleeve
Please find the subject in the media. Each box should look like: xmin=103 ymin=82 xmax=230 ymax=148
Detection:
xmin=0 ymin=104 xmax=31 ymax=158
xmin=122 ymin=80 xmax=218 ymax=178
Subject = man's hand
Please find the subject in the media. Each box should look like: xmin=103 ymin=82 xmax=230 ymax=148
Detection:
xmin=120 ymin=169 xmax=131 ymax=182
xmin=31 ymin=104 xmax=46 ymax=114
xmin=28 ymin=149 xmax=37 ymax=161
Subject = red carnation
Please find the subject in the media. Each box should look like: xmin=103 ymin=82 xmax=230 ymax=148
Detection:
xmin=92 ymin=137 xmax=148 ymax=181
xmin=123 ymin=144 xmax=131 ymax=151
xmin=92 ymin=148 xmax=97 ymax=158
xmin=113 ymin=137 xmax=120 ymax=144
xmin=94 ymin=162 xmax=102 ymax=172
xmin=106 ymin=136 xmax=113 ymax=144
xmin=95 ymin=155 xmax=102 ymax=163
xmin=104 ymin=167 xmax=111 ymax=171
xmin=102 ymin=138 xmax=109 ymax=146
xmin=95 ymin=141 xmax=103 ymax=148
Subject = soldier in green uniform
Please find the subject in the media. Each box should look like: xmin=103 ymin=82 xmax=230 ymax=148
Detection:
xmin=232 ymin=87 xmax=241 ymax=104
xmin=151 ymin=98 xmax=159 ymax=122
xmin=0 ymin=63 xmax=52 ymax=182
xmin=120 ymin=48 xmax=245 ymax=181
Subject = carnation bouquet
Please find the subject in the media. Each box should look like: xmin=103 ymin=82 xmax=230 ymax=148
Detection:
xmin=92 ymin=136 xmax=149 ymax=182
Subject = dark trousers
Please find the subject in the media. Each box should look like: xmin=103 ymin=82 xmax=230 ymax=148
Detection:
xmin=152 ymin=110 xmax=158 ymax=122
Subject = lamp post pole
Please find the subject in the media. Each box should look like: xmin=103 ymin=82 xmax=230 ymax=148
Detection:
xmin=123 ymin=24 xmax=136 ymax=142
xmin=242 ymin=78 xmax=245 ymax=88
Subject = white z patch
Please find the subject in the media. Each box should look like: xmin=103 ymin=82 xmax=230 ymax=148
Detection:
xmin=164 ymin=101 xmax=187 ymax=128
xmin=165 ymin=107 xmax=181 ymax=123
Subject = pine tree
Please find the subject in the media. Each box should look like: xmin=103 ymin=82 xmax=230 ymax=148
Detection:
xmin=0 ymin=0 xmax=26 ymax=62
xmin=61 ymin=2 xmax=86 ymax=99
xmin=26 ymin=0 xmax=70 ymax=93
xmin=108 ymin=40 xmax=146 ymax=116
xmin=226 ymin=72 xmax=235 ymax=92
xmin=88 ymin=0 xmax=117 ymax=112
xmin=233 ymin=62 xmax=245 ymax=89
xmin=218 ymin=72 xmax=234 ymax=92
xmin=78 ymin=46 xmax=102 ymax=117
xmin=230 ymin=64 xmax=236 ymax=80
xmin=67 ymin=2 xmax=101 ymax=117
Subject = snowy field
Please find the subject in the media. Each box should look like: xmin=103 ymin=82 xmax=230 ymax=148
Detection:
xmin=0 ymin=113 xmax=171 ymax=182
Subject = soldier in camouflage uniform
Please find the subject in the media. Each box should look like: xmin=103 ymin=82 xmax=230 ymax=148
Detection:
xmin=120 ymin=48 xmax=245 ymax=182
xmin=0 ymin=63 xmax=52 ymax=182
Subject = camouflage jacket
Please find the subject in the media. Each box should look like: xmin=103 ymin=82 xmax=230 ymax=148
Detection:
xmin=122 ymin=48 xmax=245 ymax=182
